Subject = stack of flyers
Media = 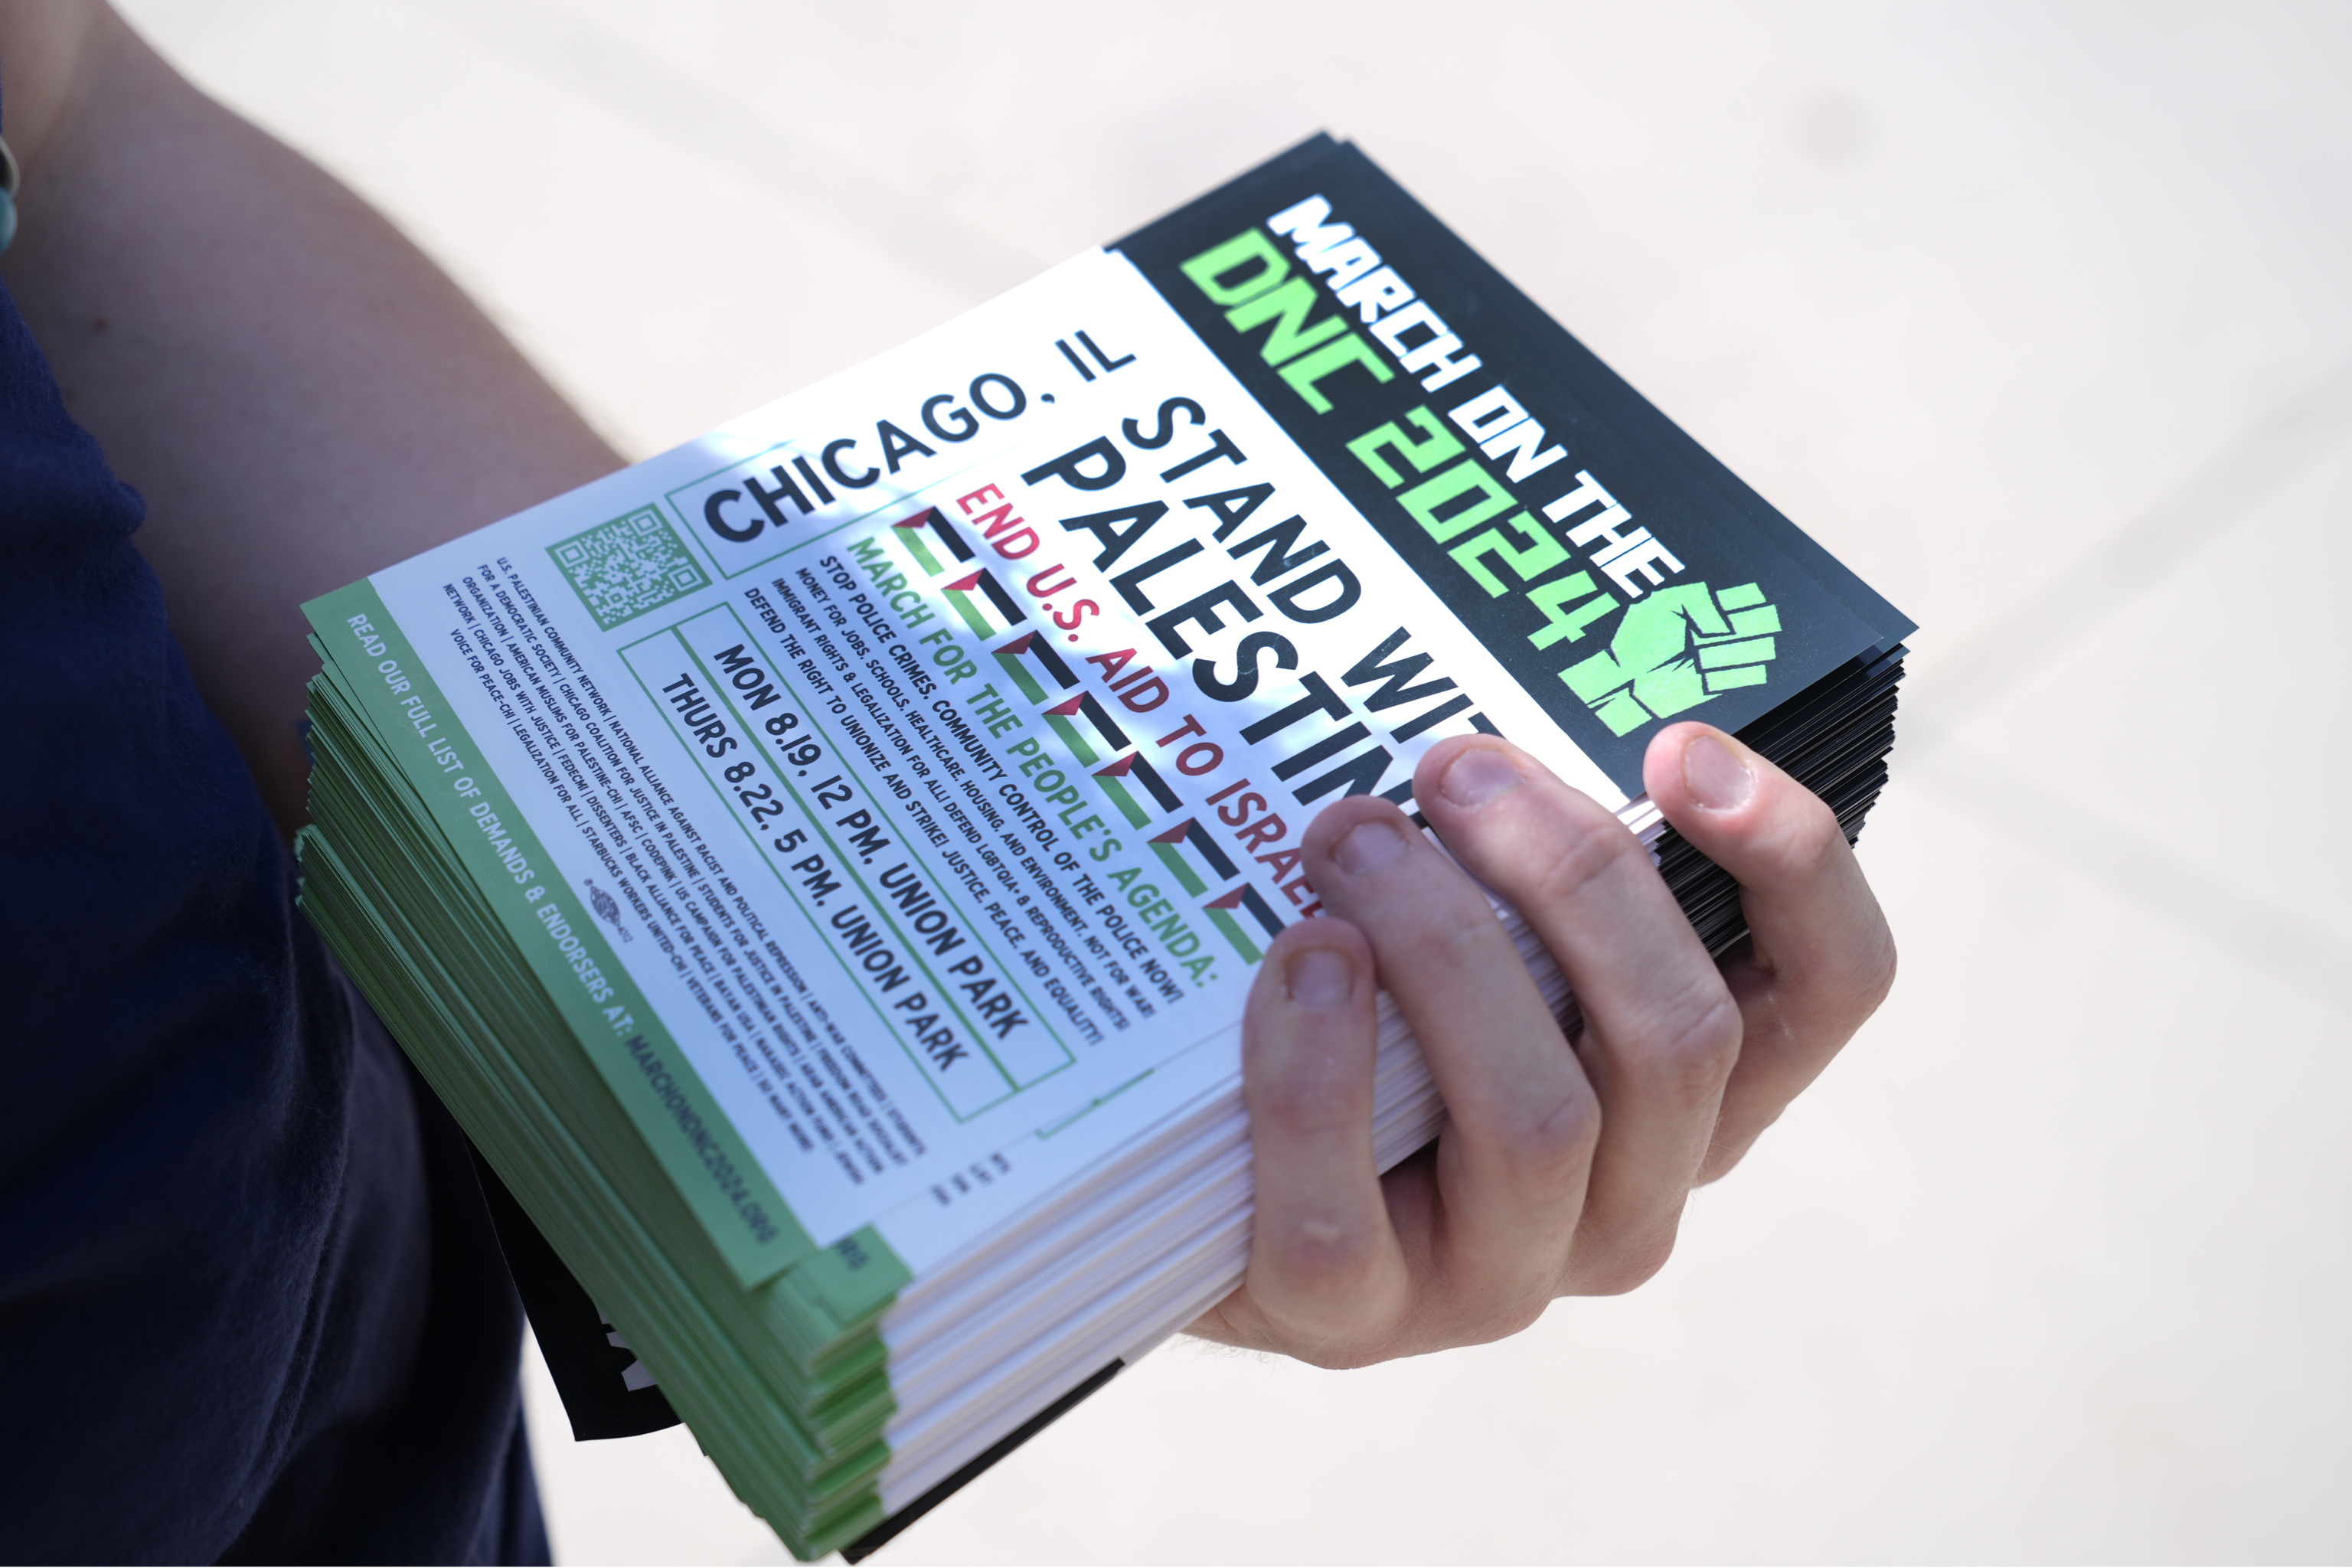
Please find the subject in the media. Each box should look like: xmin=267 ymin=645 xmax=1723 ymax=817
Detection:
xmin=295 ymin=136 xmax=1912 ymax=1560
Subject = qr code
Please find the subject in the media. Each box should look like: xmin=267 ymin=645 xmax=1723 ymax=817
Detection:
xmin=548 ymin=508 xmax=711 ymax=630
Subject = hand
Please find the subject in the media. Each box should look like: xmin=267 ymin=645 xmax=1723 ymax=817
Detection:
xmin=1188 ymin=723 xmax=1896 ymax=1367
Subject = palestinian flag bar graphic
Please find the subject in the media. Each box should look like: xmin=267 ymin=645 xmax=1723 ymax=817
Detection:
xmin=989 ymin=629 xmax=1076 ymax=703
xmin=291 ymin=133 xmax=1910 ymax=1562
xmin=888 ymin=505 xmax=972 ymax=575
xmin=1148 ymin=818 xmax=1239 ymax=896
xmin=941 ymin=567 xmax=1026 ymax=639
xmin=1201 ymin=883 xmax=1288 ymax=965
xmin=1038 ymin=693 xmax=1129 ymax=764
xmin=1093 ymin=752 xmax=1181 ymax=828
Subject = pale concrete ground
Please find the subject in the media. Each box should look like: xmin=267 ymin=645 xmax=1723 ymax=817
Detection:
xmin=111 ymin=1 xmax=2352 ymax=1560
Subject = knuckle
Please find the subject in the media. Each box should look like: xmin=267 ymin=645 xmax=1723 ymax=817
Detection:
xmin=1394 ymin=898 xmax=1504 ymax=982
xmin=1251 ymin=1062 xmax=1365 ymax=1137
xmin=1581 ymin=1241 xmax=1676 ymax=1297
xmin=1423 ymin=914 xmax=1483 ymax=968
xmin=1765 ymin=789 xmax=1848 ymax=883
xmin=1635 ymin=989 xmax=1746 ymax=1109
xmin=1697 ymin=1119 xmax=1771 ymax=1187
xmin=1523 ymin=814 xmax=1643 ymax=913
xmin=1254 ymin=1221 xmax=1404 ymax=1366
xmin=1573 ymin=1224 xmax=1681 ymax=1297
xmin=1264 ymin=1213 xmax=1389 ymax=1300
xmin=1454 ymin=1295 xmax=1552 ymax=1350
xmin=1805 ymin=903 xmax=1899 ymax=1035
xmin=1504 ymin=1082 xmax=1602 ymax=1187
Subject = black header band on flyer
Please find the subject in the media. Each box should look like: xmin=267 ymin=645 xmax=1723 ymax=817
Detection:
xmin=1114 ymin=133 xmax=1915 ymax=795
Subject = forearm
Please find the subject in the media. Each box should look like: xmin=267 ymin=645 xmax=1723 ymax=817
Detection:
xmin=1 ymin=0 xmax=621 ymax=834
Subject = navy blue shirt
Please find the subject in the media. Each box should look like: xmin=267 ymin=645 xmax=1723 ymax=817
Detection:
xmin=0 ymin=240 xmax=548 ymax=1560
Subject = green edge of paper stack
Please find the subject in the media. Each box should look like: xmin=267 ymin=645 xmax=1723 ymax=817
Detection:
xmin=296 ymin=580 xmax=906 ymax=1559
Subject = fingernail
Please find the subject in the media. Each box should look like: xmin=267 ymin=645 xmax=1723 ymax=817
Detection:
xmin=1683 ymin=732 xmax=1754 ymax=811
xmin=1333 ymin=818 xmax=1406 ymax=876
xmin=1438 ymin=744 xmax=1524 ymax=808
xmin=1285 ymin=946 xmax=1355 ymax=1009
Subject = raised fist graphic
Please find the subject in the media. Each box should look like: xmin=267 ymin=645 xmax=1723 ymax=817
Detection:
xmin=1560 ymin=581 xmax=1779 ymax=737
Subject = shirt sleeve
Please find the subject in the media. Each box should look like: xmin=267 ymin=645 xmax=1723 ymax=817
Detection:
xmin=0 ymin=270 xmax=545 ymax=1563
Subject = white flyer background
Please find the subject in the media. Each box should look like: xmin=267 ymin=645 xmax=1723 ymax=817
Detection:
xmin=367 ymin=250 xmax=1619 ymax=1250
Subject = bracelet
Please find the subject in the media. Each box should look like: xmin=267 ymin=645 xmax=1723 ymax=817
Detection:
xmin=0 ymin=135 xmax=18 ymax=253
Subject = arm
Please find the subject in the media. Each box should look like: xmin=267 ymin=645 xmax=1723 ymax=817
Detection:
xmin=1 ymin=0 xmax=621 ymax=836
